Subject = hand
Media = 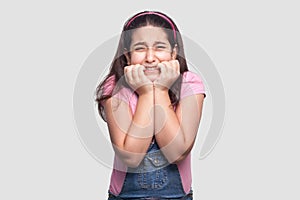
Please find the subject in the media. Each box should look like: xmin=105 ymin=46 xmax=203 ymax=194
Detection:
xmin=154 ymin=60 xmax=180 ymax=91
xmin=124 ymin=64 xmax=153 ymax=95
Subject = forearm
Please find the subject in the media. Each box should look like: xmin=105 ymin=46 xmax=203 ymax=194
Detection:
xmin=115 ymin=91 xmax=154 ymax=166
xmin=124 ymin=91 xmax=154 ymax=152
xmin=154 ymin=89 xmax=190 ymax=163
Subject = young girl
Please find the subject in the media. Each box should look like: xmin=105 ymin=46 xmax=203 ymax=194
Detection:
xmin=96 ymin=11 xmax=206 ymax=200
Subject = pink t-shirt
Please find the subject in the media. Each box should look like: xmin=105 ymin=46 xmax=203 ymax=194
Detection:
xmin=102 ymin=71 xmax=206 ymax=195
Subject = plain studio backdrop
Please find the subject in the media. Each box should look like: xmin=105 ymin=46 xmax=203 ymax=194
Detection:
xmin=1 ymin=1 xmax=299 ymax=200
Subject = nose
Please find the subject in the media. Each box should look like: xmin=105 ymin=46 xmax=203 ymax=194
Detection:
xmin=145 ymin=48 xmax=156 ymax=63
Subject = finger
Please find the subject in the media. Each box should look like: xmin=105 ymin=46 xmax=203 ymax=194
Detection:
xmin=169 ymin=61 xmax=177 ymax=76
xmin=132 ymin=64 xmax=139 ymax=81
xmin=137 ymin=64 xmax=149 ymax=86
xmin=125 ymin=65 xmax=132 ymax=74
xmin=125 ymin=65 xmax=133 ymax=83
xmin=162 ymin=61 xmax=173 ymax=74
xmin=165 ymin=60 xmax=178 ymax=76
xmin=172 ymin=60 xmax=180 ymax=73
xmin=138 ymin=65 xmax=147 ymax=80
xmin=124 ymin=66 xmax=129 ymax=82
xmin=158 ymin=63 xmax=166 ymax=77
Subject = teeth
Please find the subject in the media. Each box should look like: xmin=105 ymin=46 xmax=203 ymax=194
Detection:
xmin=146 ymin=68 xmax=156 ymax=71
xmin=144 ymin=66 xmax=159 ymax=71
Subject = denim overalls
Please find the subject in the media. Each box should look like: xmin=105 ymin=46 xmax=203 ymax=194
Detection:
xmin=108 ymin=139 xmax=193 ymax=200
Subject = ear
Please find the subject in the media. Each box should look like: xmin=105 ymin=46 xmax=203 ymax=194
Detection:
xmin=124 ymin=48 xmax=131 ymax=65
xmin=171 ymin=44 xmax=178 ymax=60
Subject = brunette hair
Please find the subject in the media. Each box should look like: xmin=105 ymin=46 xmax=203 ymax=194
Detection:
xmin=95 ymin=11 xmax=189 ymax=121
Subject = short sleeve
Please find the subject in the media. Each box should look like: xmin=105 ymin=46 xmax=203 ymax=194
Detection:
xmin=113 ymin=88 xmax=138 ymax=114
xmin=180 ymin=71 xmax=206 ymax=99
xmin=101 ymin=75 xmax=138 ymax=113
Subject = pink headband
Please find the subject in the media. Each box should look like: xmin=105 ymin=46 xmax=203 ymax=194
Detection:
xmin=125 ymin=11 xmax=177 ymax=40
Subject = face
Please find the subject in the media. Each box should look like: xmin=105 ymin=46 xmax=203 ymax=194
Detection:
xmin=126 ymin=26 xmax=176 ymax=82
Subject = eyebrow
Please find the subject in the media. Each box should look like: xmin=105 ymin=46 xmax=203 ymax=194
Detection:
xmin=132 ymin=41 xmax=168 ymax=47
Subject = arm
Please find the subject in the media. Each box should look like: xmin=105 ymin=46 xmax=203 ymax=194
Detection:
xmin=103 ymin=65 xmax=155 ymax=168
xmin=154 ymin=91 xmax=204 ymax=163
xmin=154 ymin=61 xmax=205 ymax=163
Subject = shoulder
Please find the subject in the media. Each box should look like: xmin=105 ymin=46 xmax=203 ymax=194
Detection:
xmin=102 ymin=75 xmax=138 ymax=113
xmin=181 ymin=71 xmax=206 ymax=99
xmin=182 ymin=71 xmax=203 ymax=82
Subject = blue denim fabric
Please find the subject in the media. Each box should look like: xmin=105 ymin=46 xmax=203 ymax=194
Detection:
xmin=108 ymin=193 xmax=193 ymax=200
xmin=108 ymin=140 xmax=193 ymax=199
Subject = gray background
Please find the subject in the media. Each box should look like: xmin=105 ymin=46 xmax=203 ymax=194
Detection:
xmin=1 ymin=0 xmax=299 ymax=199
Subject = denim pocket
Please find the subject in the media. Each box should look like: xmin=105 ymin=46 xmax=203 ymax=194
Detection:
xmin=137 ymin=150 xmax=169 ymax=189
xmin=146 ymin=150 xmax=169 ymax=168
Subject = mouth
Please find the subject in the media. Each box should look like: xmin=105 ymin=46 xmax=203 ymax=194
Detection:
xmin=144 ymin=65 xmax=160 ymax=72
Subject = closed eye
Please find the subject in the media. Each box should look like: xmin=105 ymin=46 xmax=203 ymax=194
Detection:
xmin=134 ymin=46 xmax=147 ymax=51
xmin=156 ymin=45 xmax=166 ymax=49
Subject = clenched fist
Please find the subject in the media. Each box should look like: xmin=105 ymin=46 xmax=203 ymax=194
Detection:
xmin=124 ymin=64 xmax=153 ymax=95
xmin=154 ymin=60 xmax=180 ymax=91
